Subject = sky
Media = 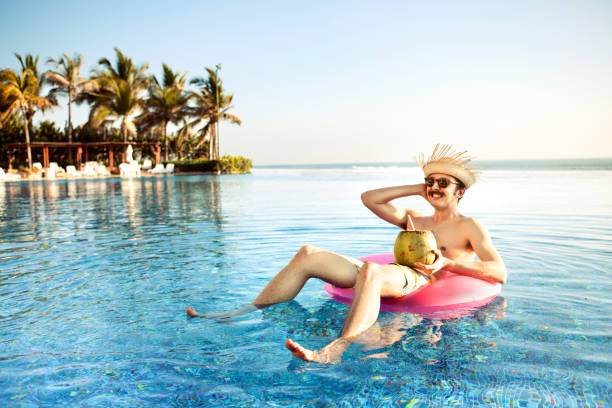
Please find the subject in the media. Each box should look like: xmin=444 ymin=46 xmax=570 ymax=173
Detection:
xmin=1 ymin=0 xmax=611 ymax=165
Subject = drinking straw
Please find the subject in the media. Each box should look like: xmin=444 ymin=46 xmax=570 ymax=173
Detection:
xmin=407 ymin=214 xmax=415 ymax=231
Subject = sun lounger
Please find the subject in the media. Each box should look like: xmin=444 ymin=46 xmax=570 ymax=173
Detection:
xmin=84 ymin=168 xmax=97 ymax=177
xmin=97 ymin=164 xmax=111 ymax=176
xmin=131 ymin=162 xmax=141 ymax=176
xmin=83 ymin=163 xmax=97 ymax=177
xmin=150 ymin=164 xmax=165 ymax=174
xmin=45 ymin=166 xmax=56 ymax=179
xmin=32 ymin=162 xmax=44 ymax=177
xmin=50 ymin=162 xmax=66 ymax=177
xmin=119 ymin=162 xmax=141 ymax=177
xmin=66 ymin=165 xmax=82 ymax=177
xmin=142 ymin=159 xmax=153 ymax=171
xmin=1 ymin=167 xmax=22 ymax=181
xmin=150 ymin=163 xmax=175 ymax=174
xmin=43 ymin=162 xmax=58 ymax=179
xmin=119 ymin=163 xmax=131 ymax=177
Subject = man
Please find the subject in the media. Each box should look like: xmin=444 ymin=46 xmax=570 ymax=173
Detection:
xmin=187 ymin=144 xmax=507 ymax=364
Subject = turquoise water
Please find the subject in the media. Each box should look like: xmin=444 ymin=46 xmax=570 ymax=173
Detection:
xmin=1 ymin=160 xmax=611 ymax=407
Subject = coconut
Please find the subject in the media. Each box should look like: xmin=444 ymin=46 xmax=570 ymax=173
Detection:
xmin=393 ymin=230 xmax=437 ymax=266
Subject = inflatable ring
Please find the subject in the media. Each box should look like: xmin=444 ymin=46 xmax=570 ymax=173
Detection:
xmin=324 ymin=253 xmax=502 ymax=318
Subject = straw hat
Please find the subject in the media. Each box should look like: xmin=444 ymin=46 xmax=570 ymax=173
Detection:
xmin=416 ymin=144 xmax=480 ymax=188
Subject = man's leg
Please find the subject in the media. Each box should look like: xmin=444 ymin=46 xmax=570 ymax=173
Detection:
xmin=253 ymin=245 xmax=362 ymax=307
xmin=186 ymin=245 xmax=361 ymax=318
xmin=286 ymin=262 xmax=407 ymax=364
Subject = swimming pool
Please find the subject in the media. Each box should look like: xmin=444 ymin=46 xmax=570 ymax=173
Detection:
xmin=1 ymin=163 xmax=610 ymax=407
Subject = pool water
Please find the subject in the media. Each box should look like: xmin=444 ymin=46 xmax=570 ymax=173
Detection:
xmin=0 ymin=164 xmax=611 ymax=407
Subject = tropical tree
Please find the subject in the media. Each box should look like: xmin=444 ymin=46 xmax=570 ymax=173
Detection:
xmin=14 ymin=54 xmax=55 ymax=132
xmin=85 ymin=48 xmax=149 ymax=151
xmin=0 ymin=60 xmax=54 ymax=169
xmin=171 ymin=123 xmax=204 ymax=160
xmin=0 ymin=82 xmax=18 ymax=126
xmin=137 ymin=63 xmax=188 ymax=161
xmin=45 ymin=53 xmax=96 ymax=160
xmin=188 ymin=67 xmax=241 ymax=160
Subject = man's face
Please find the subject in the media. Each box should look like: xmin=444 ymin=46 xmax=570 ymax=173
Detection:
xmin=424 ymin=173 xmax=464 ymax=208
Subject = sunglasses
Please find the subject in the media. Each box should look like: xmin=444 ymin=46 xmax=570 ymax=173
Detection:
xmin=425 ymin=177 xmax=459 ymax=188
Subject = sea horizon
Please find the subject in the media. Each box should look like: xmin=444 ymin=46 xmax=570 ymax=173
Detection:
xmin=255 ymin=157 xmax=612 ymax=171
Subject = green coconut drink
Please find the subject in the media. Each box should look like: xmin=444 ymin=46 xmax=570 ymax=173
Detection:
xmin=393 ymin=230 xmax=437 ymax=267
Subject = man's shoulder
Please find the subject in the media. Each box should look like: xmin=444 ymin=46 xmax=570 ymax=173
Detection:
xmin=459 ymin=216 xmax=489 ymax=237
xmin=459 ymin=215 xmax=478 ymax=223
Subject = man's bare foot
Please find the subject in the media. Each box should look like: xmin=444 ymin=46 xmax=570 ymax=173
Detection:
xmin=186 ymin=307 xmax=199 ymax=317
xmin=285 ymin=338 xmax=351 ymax=364
xmin=185 ymin=304 xmax=258 ymax=321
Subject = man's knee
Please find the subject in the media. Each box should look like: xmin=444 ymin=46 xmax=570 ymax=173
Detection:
xmin=296 ymin=245 xmax=320 ymax=258
xmin=357 ymin=262 xmax=382 ymax=284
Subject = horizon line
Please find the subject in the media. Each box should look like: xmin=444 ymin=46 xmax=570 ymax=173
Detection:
xmin=254 ymin=157 xmax=612 ymax=167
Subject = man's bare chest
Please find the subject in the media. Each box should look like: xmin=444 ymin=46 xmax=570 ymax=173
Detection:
xmin=420 ymin=220 xmax=472 ymax=259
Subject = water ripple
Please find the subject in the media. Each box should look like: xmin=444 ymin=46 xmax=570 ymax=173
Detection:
xmin=0 ymin=173 xmax=610 ymax=407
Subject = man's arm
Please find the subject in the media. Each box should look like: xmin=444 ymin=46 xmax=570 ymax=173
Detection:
xmin=415 ymin=218 xmax=507 ymax=284
xmin=361 ymin=184 xmax=426 ymax=229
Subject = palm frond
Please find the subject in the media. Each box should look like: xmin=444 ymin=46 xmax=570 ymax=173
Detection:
xmin=89 ymin=105 xmax=112 ymax=128
xmin=221 ymin=112 xmax=242 ymax=125
xmin=0 ymin=93 xmax=21 ymax=124
xmin=44 ymin=71 xmax=70 ymax=89
xmin=193 ymin=121 xmax=212 ymax=150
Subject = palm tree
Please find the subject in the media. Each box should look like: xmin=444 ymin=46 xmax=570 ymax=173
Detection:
xmin=188 ymin=67 xmax=241 ymax=160
xmin=0 ymin=82 xmax=18 ymax=126
xmin=0 ymin=61 xmax=54 ymax=169
xmin=45 ymin=53 xmax=96 ymax=161
xmin=171 ymin=123 xmax=198 ymax=160
xmin=86 ymin=48 xmax=149 ymax=152
xmin=137 ymin=63 xmax=188 ymax=161
xmin=16 ymin=54 xmax=40 ymax=79
xmin=15 ymin=54 xmax=56 ymax=133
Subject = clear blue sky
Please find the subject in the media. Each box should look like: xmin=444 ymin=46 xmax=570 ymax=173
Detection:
xmin=2 ymin=0 xmax=611 ymax=164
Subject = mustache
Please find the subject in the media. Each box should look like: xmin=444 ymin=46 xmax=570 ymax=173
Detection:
xmin=428 ymin=190 xmax=445 ymax=197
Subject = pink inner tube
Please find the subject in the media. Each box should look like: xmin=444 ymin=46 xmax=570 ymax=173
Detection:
xmin=324 ymin=253 xmax=502 ymax=318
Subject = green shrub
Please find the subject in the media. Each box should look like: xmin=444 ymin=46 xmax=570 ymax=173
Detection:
xmin=172 ymin=155 xmax=252 ymax=174
xmin=218 ymin=155 xmax=253 ymax=174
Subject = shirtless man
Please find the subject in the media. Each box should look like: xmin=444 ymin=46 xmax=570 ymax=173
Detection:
xmin=186 ymin=144 xmax=507 ymax=364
